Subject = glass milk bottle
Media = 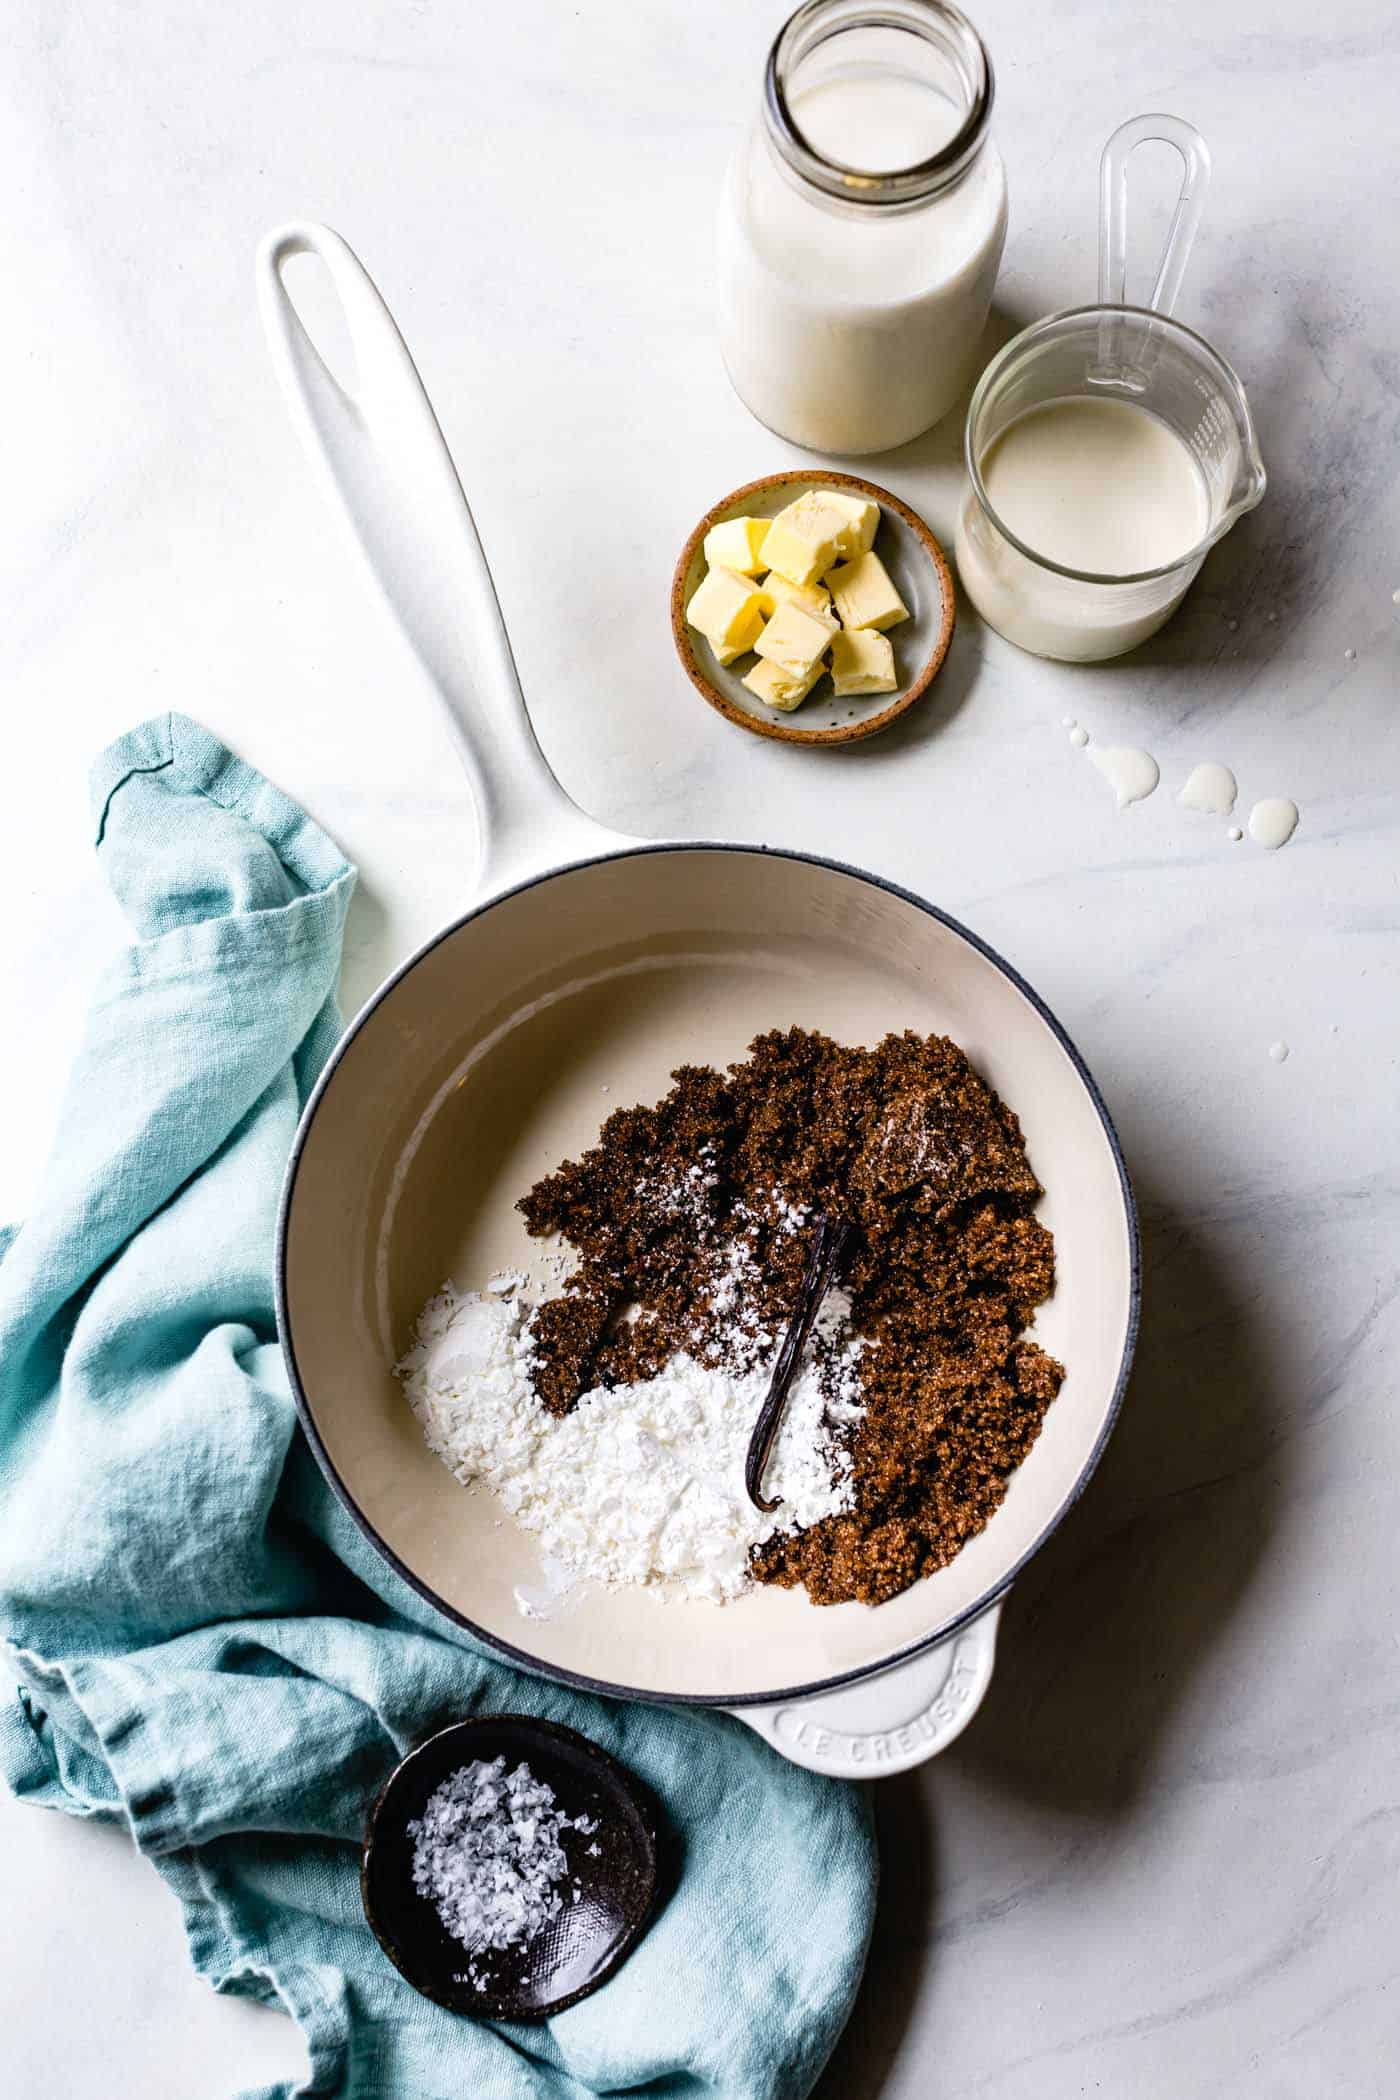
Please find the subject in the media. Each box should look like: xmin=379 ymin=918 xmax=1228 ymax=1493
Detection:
xmin=717 ymin=0 xmax=1007 ymax=456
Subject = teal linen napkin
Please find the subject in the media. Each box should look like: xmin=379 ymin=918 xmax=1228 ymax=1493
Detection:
xmin=0 ymin=713 xmax=875 ymax=2100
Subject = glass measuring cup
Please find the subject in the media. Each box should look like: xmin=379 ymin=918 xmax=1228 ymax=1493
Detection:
xmin=955 ymin=114 xmax=1266 ymax=662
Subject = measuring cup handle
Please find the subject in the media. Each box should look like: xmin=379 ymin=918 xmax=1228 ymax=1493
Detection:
xmin=1098 ymin=114 xmax=1211 ymax=317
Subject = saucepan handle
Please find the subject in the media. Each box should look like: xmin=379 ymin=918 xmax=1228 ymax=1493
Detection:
xmin=255 ymin=222 xmax=623 ymax=894
xmin=728 ymin=1602 xmax=1002 ymax=1777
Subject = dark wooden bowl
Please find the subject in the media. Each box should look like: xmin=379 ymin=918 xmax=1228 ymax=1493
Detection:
xmin=362 ymin=1714 xmax=658 ymax=2022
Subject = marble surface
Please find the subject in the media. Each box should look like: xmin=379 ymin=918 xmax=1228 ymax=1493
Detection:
xmin=2 ymin=1 xmax=1398 ymax=2093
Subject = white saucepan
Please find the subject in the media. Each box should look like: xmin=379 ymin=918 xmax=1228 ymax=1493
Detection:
xmin=258 ymin=224 xmax=1139 ymax=1779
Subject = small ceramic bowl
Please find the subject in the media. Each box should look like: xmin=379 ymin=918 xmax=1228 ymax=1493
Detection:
xmin=671 ymin=470 xmax=955 ymax=746
xmin=361 ymin=1714 xmax=658 ymax=2021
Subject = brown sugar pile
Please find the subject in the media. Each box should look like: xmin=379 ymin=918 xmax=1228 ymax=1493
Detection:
xmin=518 ymin=1027 xmax=1063 ymax=1607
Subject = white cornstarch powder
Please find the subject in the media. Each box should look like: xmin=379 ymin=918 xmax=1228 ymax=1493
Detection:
xmin=409 ymin=1757 xmax=595 ymax=1962
xmin=395 ymin=1243 xmax=866 ymax=1605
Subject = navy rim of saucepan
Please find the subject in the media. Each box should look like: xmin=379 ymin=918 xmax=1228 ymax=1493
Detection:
xmin=361 ymin=1712 xmax=659 ymax=2020
xmin=275 ymin=840 xmax=1143 ymax=1710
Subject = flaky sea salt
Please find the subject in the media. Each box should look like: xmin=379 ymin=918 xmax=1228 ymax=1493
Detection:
xmin=396 ymin=1238 xmax=866 ymax=1605
xmin=409 ymin=1757 xmax=595 ymax=1961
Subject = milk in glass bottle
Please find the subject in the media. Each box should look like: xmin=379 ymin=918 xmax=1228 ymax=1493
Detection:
xmin=718 ymin=0 xmax=1007 ymax=455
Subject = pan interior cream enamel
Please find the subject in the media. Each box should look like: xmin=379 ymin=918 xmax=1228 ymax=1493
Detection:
xmin=281 ymin=847 xmax=1135 ymax=1704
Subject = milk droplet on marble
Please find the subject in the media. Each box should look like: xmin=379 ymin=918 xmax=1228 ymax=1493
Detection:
xmin=1178 ymin=761 xmax=1238 ymax=817
xmin=1068 ymin=725 xmax=1090 ymax=748
xmin=1344 ymin=647 xmax=1356 ymax=661
xmin=1248 ymin=797 xmax=1300 ymax=850
xmin=1062 ymin=715 xmax=1077 ymax=728
xmin=1268 ymin=1041 xmax=1290 ymax=1063
xmin=1089 ymin=745 xmax=1159 ymax=808
xmin=1228 ymin=825 xmax=1244 ymax=842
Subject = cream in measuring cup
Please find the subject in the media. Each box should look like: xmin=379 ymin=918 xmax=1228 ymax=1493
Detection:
xmin=956 ymin=115 xmax=1266 ymax=662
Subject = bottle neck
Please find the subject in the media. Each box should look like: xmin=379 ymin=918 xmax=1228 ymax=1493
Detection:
xmin=763 ymin=0 xmax=995 ymax=214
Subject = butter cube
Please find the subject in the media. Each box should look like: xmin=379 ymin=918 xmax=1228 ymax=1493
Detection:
xmin=826 ymin=550 xmax=909 ymax=632
xmin=753 ymin=599 xmax=837 ymax=678
xmin=702 ymin=516 xmax=771 ymax=577
xmin=758 ymin=572 xmax=833 ymax=619
xmin=761 ymin=494 xmax=848 ymax=587
xmin=743 ymin=656 xmax=824 ymax=714
xmin=820 ymin=490 xmax=880 ymax=560
xmin=830 ymin=628 xmax=897 ymax=695
xmin=686 ymin=565 xmax=766 ymax=664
